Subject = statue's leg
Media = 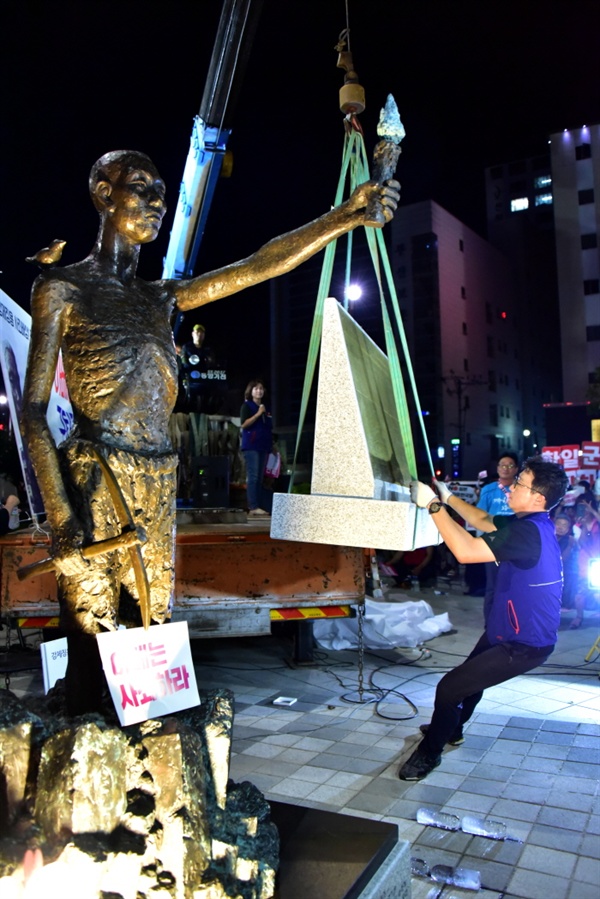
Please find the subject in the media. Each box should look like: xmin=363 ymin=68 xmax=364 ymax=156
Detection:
xmin=57 ymin=441 xmax=121 ymax=715
xmin=58 ymin=564 xmax=119 ymax=715
xmin=116 ymin=451 xmax=178 ymax=624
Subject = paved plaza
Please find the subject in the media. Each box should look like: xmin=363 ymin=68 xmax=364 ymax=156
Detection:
xmin=5 ymin=582 xmax=600 ymax=899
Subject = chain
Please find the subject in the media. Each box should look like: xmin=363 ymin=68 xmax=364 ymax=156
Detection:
xmin=356 ymin=596 xmax=366 ymax=700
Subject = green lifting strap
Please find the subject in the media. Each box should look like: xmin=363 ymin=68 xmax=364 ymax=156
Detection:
xmin=290 ymin=127 xmax=435 ymax=488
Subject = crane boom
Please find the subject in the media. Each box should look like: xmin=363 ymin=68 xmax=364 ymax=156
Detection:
xmin=162 ymin=0 xmax=263 ymax=283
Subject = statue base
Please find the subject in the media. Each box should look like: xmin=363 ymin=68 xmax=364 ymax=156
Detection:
xmin=272 ymin=802 xmax=410 ymax=899
xmin=0 ymin=686 xmax=278 ymax=898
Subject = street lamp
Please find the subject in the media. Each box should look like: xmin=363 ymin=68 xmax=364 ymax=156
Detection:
xmin=344 ymin=284 xmax=362 ymax=310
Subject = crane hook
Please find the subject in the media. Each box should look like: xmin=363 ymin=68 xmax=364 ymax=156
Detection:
xmin=334 ymin=28 xmax=365 ymax=119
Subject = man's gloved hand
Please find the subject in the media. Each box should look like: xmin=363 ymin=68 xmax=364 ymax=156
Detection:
xmin=433 ymin=479 xmax=452 ymax=503
xmin=410 ymin=480 xmax=437 ymax=508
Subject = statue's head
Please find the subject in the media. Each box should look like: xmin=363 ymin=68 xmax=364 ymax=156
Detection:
xmin=89 ymin=150 xmax=166 ymax=244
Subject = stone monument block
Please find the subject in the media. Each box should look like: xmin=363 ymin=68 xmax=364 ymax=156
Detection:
xmin=272 ymin=298 xmax=441 ymax=551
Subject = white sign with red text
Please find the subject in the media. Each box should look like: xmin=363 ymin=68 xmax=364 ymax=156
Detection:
xmin=96 ymin=622 xmax=200 ymax=725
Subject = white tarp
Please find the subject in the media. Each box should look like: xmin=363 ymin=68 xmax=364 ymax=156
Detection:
xmin=313 ymin=598 xmax=452 ymax=650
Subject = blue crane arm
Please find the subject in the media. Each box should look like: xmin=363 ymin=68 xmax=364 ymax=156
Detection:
xmin=162 ymin=0 xmax=263 ymax=286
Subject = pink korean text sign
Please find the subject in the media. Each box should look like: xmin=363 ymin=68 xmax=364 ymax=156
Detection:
xmin=96 ymin=622 xmax=200 ymax=725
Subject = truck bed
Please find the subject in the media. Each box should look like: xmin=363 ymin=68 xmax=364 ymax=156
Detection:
xmin=0 ymin=524 xmax=365 ymax=638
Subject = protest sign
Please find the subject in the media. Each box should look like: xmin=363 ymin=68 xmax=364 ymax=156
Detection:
xmin=96 ymin=622 xmax=200 ymax=725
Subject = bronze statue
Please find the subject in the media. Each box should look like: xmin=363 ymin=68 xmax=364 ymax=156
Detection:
xmin=22 ymin=149 xmax=399 ymax=713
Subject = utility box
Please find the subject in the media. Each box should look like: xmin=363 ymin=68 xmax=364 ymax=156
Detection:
xmin=192 ymin=456 xmax=229 ymax=508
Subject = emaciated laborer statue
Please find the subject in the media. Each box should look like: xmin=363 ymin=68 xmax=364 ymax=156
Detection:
xmin=22 ymin=150 xmax=400 ymax=714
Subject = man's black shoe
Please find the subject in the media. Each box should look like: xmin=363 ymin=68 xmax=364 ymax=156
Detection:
xmin=398 ymin=745 xmax=442 ymax=781
xmin=419 ymin=723 xmax=465 ymax=746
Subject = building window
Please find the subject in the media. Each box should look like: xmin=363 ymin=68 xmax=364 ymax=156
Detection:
xmin=459 ymin=239 xmax=464 ymax=252
xmin=487 ymin=335 xmax=494 ymax=358
xmin=463 ymin=358 xmax=469 ymax=372
xmin=578 ymin=189 xmax=594 ymax=205
xmin=575 ymin=143 xmax=592 ymax=160
xmin=535 ymin=193 xmax=553 ymax=206
xmin=488 ymin=370 xmax=496 ymax=391
xmin=500 ymin=406 xmax=504 ymax=418
xmin=506 ymin=407 xmax=510 ymax=419
xmin=583 ymin=279 xmax=600 ymax=295
xmin=510 ymin=197 xmax=529 ymax=212
xmin=534 ymin=175 xmax=552 ymax=188
xmin=490 ymin=404 xmax=498 ymax=427
xmin=581 ymin=233 xmax=598 ymax=249
xmin=462 ymin=322 xmax=468 ymax=335
xmin=587 ymin=325 xmax=600 ymax=341
xmin=461 ymin=285 xmax=466 ymax=298
xmin=464 ymin=396 xmax=470 ymax=410
xmin=485 ymin=303 xmax=492 ymax=324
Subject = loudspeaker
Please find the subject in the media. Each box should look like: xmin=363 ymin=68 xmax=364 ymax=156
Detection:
xmin=192 ymin=456 xmax=230 ymax=508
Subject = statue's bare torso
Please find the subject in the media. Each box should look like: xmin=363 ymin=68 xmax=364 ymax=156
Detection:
xmin=40 ymin=261 xmax=178 ymax=455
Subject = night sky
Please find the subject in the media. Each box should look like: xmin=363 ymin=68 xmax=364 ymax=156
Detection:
xmin=2 ymin=0 xmax=599 ymax=382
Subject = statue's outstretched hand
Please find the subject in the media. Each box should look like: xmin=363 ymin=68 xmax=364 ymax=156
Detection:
xmin=347 ymin=179 xmax=401 ymax=223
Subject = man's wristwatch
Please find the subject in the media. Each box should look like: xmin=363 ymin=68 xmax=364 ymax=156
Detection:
xmin=428 ymin=501 xmax=444 ymax=514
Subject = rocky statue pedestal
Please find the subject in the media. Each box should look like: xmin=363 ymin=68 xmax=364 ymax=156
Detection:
xmin=0 ymin=684 xmax=411 ymax=898
xmin=0 ymin=685 xmax=278 ymax=898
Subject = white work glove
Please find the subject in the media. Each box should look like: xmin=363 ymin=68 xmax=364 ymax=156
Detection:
xmin=410 ymin=480 xmax=437 ymax=508
xmin=433 ymin=479 xmax=452 ymax=504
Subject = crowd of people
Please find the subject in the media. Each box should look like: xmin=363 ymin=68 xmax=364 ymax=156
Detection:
xmin=551 ymin=486 xmax=600 ymax=628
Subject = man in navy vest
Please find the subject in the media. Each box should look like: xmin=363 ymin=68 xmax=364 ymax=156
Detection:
xmin=399 ymin=456 xmax=568 ymax=781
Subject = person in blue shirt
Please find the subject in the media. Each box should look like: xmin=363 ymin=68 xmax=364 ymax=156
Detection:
xmin=477 ymin=452 xmax=519 ymax=623
xmin=399 ymin=456 xmax=568 ymax=781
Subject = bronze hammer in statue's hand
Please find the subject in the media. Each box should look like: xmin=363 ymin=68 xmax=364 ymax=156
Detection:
xmin=17 ymin=525 xmax=146 ymax=581
xmin=17 ymin=447 xmax=153 ymax=630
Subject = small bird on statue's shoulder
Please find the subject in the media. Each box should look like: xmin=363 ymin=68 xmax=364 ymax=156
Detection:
xmin=25 ymin=239 xmax=66 ymax=268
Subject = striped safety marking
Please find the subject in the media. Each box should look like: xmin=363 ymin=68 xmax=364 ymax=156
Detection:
xmin=15 ymin=617 xmax=60 ymax=628
xmin=270 ymin=605 xmax=352 ymax=621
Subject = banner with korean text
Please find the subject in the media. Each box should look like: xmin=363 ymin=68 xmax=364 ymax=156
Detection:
xmin=542 ymin=442 xmax=600 ymax=478
xmin=0 ymin=288 xmax=74 ymax=516
xmin=97 ymin=621 xmax=200 ymax=725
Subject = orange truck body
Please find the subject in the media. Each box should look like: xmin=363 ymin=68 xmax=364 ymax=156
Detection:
xmin=0 ymin=523 xmax=365 ymax=638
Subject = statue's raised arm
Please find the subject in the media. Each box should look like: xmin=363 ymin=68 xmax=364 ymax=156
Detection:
xmin=170 ymin=179 xmax=400 ymax=311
